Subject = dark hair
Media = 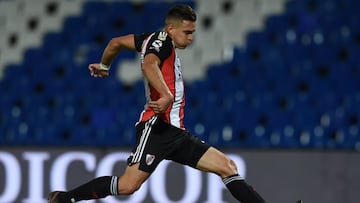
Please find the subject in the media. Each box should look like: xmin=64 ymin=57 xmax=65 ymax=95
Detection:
xmin=165 ymin=4 xmax=196 ymax=24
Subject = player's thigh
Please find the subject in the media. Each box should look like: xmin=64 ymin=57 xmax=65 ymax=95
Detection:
xmin=118 ymin=163 xmax=151 ymax=194
xmin=195 ymin=147 xmax=237 ymax=178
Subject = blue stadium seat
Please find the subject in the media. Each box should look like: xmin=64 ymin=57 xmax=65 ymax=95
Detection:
xmin=265 ymin=15 xmax=289 ymax=33
xmin=2 ymin=0 xmax=359 ymax=149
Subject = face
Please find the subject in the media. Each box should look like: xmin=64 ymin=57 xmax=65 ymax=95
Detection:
xmin=167 ymin=20 xmax=196 ymax=49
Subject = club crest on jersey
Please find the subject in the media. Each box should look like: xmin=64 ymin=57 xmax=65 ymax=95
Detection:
xmin=146 ymin=154 xmax=155 ymax=165
xmin=158 ymin=31 xmax=167 ymax=41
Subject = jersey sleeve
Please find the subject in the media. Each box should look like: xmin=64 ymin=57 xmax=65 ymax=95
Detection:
xmin=144 ymin=31 xmax=173 ymax=63
xmin=134 ymin=33 xmax=150 ymax=52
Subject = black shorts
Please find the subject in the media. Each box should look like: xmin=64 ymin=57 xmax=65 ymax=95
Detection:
xmin=127 ymin=116 xmax=210 ymax=173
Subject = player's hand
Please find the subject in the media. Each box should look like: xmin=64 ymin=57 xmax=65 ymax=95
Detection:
xmin=88 ymin=63 xmax=109 ymax=78
xmin=148 ymin=96 xmax=174 ymax=114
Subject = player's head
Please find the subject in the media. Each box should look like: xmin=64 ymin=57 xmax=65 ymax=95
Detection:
xmin=165 ymin=4 xmax=196 ymax=49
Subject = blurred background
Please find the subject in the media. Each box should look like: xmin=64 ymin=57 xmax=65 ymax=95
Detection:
xmin=0 ymin=0 xmax=359 ymax=202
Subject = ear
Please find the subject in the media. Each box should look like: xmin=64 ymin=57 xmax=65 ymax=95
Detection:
xmin=166 ymin=23 xmax=176 ymax=35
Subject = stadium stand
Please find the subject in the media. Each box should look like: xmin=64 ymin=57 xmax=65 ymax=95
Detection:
xmin=0 ymin=0 xmax=359 ymax=150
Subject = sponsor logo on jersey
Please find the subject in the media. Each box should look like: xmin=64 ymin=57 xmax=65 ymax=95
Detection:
xmin=146 ymin=154 xmax=155 ymax=165
xmin=151 ymin=40 xmax=163 ymax=52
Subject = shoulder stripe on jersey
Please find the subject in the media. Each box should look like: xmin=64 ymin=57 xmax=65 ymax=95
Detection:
xmin=140 ymin=32 xmax=156 ymax=61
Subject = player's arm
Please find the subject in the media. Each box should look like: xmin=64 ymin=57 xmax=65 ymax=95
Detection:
xmin=88 ymin=34 xmax=137 ymax=78
xmin=142 ymin=53 xmax=174 ymax=113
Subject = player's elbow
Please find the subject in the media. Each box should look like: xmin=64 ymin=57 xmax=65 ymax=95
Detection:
xmin=109 ymin=34 xmax=135 ymax=51
xmin=119 ymin=184 xmax=141 ymax=195
xmin=108 ymin=38 xmax=122 ymax=52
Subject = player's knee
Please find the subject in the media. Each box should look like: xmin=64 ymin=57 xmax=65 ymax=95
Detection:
xmin=229 ymin=159 xmax=238 ymax=171
xmin=118 ymin=182 xmax=142 ymax=195
xmin=218 ymin=158 xmax=238 ymax=178
xmin=117 ymin=177 xmax=143 ymax=195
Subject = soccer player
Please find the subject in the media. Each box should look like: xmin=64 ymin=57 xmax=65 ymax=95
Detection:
xmin=48 ymin=4 xmax=265 ymax=203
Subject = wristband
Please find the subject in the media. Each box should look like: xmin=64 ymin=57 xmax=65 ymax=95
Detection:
xmin=99 ymin=63 xmax=110 ymax=71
